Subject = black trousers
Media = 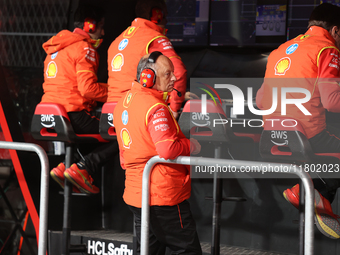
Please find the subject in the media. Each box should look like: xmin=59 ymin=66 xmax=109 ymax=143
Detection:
xmin=67 ymin=109 xmax=119 ymax=175
xmin=309 ymin=124 xmax=340 ymax=202
xmin=129 ymin=200 xmax=202 ymax=255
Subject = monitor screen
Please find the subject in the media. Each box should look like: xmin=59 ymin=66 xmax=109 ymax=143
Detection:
xmin=209 ymin=0 xmax=257 ymax=46
xmin=321 ymin=0 xmax=340 ymax=7
xmin=286 ymin=0 xmax=315 ymax=40
xmin=255 ymin=1 xmax=287 ymax=44
xmin=165 ymin=0 xmax=210 ymax=46
xmin=209 ymin=0 xmax=322 ymax=47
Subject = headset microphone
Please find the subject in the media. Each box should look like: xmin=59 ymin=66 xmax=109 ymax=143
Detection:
xmin=173 ymin=88 xmax=182 ymax=97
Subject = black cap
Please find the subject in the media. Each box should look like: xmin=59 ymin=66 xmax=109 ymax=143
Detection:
xmin=309 ymin=3 xmax=340 ymax=27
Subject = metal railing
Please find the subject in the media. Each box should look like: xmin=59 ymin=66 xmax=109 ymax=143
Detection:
xmin=0 ymin=141 xmax=49 ymax=255
xmin=141 ymin=156 xmax=315 ymax=255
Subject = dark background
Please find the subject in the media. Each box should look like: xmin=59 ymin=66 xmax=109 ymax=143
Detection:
xmin=1 ymin=0 xmax=340 ymax=254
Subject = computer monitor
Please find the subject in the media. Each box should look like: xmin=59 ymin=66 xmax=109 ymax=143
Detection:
xmin=209 ymin=0 xmax=257 ymax=46
xmin=165 ymin=0 xmax=210 ymax=46
xmin=255 ymin=0 xmax=287 ymax=44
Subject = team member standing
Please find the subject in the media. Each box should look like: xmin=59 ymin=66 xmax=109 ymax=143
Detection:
xmin=42 ymin=4 xmax=118 ymax=194
xmin=256 ymin=3 xmax=340 ymax=238
xmin=107 ymin=0 xmax=186 ymax=119
xmin=114 ymin=52 xmax=202 ymax=254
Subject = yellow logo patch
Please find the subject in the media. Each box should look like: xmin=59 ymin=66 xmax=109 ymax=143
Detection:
xmin=274 ymin=57 xmax=291 ymax=76
xmin=111 ymin=53 xmax=124 ymax=71
xmin=46 ymin=61 xmax=57 ymax=78
xmin=123 ymin=26 xmax=139 ymax=38
xmin=121 ymin=128 xmax=132 ymax=149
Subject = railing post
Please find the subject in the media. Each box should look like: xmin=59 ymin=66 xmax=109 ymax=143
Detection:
xmin=140 ymin=156 xmax=314 ymax=255
xmin=0 ymin=141 xmax=49 ymax=255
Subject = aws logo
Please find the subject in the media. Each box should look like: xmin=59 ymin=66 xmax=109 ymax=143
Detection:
xmin=40 ymin=114 xmax=55 ymax=128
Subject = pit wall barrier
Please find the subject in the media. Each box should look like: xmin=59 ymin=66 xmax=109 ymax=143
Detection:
xmin=0 ymin=141 xmax=49 ymax=255
xmin=141 ymin=156 xmax=315 ymax=255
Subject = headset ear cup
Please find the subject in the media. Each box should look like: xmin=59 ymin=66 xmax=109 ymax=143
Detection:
xmin=140 ymin=68 xmax=156 ymax=88
xmin=150 ymin=7 xmax=163 ymax=24
xmin=83 ymin=18 xmax=96 ymax=33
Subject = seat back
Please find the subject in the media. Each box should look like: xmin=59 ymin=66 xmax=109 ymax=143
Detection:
xmin=31 ymin=103 xmax=105 ymax=143
xmin=99 ymin=102 xmax=117 ymax=140
xmin=178 ymin=100 xmax=231 ymax=143
xmin=260 ymin=117 xmax=318 ymax=163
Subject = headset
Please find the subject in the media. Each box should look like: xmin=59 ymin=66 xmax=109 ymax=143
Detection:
xmin=150 ymin=7 xmax=163 ymax=24
xmin=140 ymin=51 xmax=163 ymax=88
xmin=83 ymin=18 xmax=97 ymax=33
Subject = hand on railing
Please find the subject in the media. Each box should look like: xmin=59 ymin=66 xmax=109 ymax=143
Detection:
xmin=190 ymin=138 xmax=201 ymax=155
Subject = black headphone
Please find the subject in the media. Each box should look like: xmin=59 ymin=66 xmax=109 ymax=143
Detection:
xmin=140 ymin=51 xmax=163 ymax=88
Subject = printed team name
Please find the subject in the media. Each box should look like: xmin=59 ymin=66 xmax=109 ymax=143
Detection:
xmin=87 ymin=241 xmax=133 ymax=255
xmin=153 ymin=118 xmax=168 ymax=124
xmin=84 ymin=47 xmax=96 ymax=62
xmin=155 ymin=123 xmax=169 ymax=131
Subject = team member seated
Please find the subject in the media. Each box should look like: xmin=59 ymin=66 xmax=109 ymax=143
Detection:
xmin=256 ymin=3 xmax=340 ymax=239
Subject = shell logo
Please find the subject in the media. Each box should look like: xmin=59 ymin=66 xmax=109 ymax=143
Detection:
xmin=46 ymin=61 xmax=57 ymax=78
xmin=111 ymin=53 xmax=124 ymax=71
xmin=121 ymin=128 xmax=132 ymax=149
xmin=274 ymin=57 xmax=291 ymax=76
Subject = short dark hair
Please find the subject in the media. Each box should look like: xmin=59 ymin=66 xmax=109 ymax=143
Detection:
xmin=135 ymin=0 xmax=166 ymax=20
xmin=73 ymin=4 xmax=105 ymax=29
xmin=308 ymin=3 xmax=340 ymax=31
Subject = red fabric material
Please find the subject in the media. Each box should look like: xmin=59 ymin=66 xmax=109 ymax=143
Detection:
xmin=113 ymin=81 xmax=191 ymax=207
xmin=41 ymin=29 xmax=107 ymax=112
xmin=256 ymin=26 xmax=339 ymax=139
xmin=317 ymin=48 xmax=340 ymax=112
xmin=107 ymin=18 xmax=186 ymax=112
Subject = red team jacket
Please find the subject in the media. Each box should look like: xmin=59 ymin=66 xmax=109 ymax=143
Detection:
xmin=257 ymin=26 xmax=340 ymax=138
xmin=114 ymin=82 xmax=195 ymax=208
xmin=107 ymin=18 xmax=187 ymax=112
xmin=41 ymin=28 xmax=107 ymax=112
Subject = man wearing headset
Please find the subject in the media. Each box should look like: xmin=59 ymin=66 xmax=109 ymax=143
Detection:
xmin=107 ymin=0 xmax=186 ymax=119
xmin=113 ymin=52 xmax=202 ymax=254
xmin=41 ymin=4 xmax=118 ymax=194
xmin=256 ymin=3 xmax=340 ymax=239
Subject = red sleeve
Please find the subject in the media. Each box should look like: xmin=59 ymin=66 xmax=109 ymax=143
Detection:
xmin=148 ymin=38 xmax=187 ymax=112
xmin=317 ymin=48 xmax=340 ymax=112
xmin=146 ymin=104 xmax=191 ymax=159
xmin=76 ymin=45 xmax=108 ymax=102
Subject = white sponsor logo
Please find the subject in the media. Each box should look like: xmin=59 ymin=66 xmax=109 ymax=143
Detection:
xmin=153 ymin=112 xmax=165 ymax=118
xmin=107 ymin=113 xmax=114 ymax=127
xmin=163 ymin=46 xmax=173 ymax=50
xmin=153 ymin=118 xmax=168 ymax=124
xmin=40 ymin=114 xmax=55 ymax=128
xmin=87 ymin=240 xmax=133 ymax=255
xmin=155 ymin=124 xmax=169 ymax=131
xmin=162 ymin=41 xmax=172 ymax=46
xmin=84 ymin=47 xmax=96 ymax=62
xmin=329 ymin=63 xmax=339 ymax=69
